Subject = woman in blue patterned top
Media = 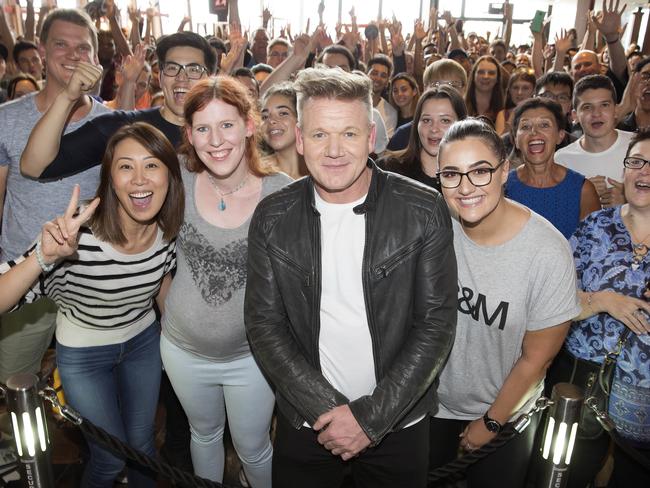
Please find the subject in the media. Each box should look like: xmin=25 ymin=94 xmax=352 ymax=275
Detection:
xmin=547 ymin=129 xmax=650 ymax=487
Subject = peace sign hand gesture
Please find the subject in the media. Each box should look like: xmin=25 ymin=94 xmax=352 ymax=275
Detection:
xmin=39 ymin=185 xmax=100 ymax=265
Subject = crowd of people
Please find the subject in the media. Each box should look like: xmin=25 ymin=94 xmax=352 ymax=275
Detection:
xmin=0 ymin=0 xmax=648 ymax=487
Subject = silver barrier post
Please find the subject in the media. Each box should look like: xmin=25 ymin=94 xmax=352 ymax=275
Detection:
xmin=537 ymin=382 xmax=583 ymax=488
xmin=5 ymin=373 xmax=54 ymax=487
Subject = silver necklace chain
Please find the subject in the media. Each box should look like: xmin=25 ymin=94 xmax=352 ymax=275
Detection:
xmin=205 ymin=171 xmax=249 ymax=211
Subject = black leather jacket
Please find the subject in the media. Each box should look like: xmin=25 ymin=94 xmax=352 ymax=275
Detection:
xmin=245 ymin=162 xmax=457 ymax=444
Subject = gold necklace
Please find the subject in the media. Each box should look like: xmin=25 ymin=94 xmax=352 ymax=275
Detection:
xmin=205 ymin=171 xmax=249 ymax=211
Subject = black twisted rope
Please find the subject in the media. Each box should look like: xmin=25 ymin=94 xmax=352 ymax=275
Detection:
xmin=78 ymin=420 xmax=238 ymax=488
xmin=428 ymin=423 xmax=519 ymax=484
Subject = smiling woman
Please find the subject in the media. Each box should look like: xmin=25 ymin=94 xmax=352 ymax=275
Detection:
xmin=0 ymin=122 xmax=183 ymax=487
xmin=160 ymin=76 xmax=291 ymax=485
xmin=430 ymin=118 xmax=579 ymax=488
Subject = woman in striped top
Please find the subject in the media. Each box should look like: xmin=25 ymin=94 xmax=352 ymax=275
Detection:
xmin=0 ymin=122 xmax=184 ymax=488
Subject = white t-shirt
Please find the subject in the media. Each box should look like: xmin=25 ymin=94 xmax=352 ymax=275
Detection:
xmin=314 ymin=190 xmax=376 ymax=403
xmin=435 ymin=211 xmax=581 ymax=421
xmin=375 ymin=98 xmax=398 ymax=138
xmin=372 ymin=108 xmax=389 ymax=154
xmin=555 ymin=129 xmax=634 ymax=183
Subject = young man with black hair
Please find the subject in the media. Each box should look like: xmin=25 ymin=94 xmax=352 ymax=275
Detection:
xmin=555 ymin=74 xmax=634 ymax=207
xmin=367 ymin=54 xmax=397 ymax=137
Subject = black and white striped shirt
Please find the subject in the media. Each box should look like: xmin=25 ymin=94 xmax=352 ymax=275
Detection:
xmin=1 ymin=226 xmax=176 ymax=347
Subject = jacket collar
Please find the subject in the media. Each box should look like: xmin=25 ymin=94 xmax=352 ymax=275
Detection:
xmin=306 ymin=158 xmax=382 ymax=215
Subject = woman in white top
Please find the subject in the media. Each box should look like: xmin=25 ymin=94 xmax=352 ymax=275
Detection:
xmin=0 ymin=122 xmax=184 ymax=488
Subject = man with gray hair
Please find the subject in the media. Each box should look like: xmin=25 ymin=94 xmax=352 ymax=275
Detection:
xmin=245 ymin=67 xmax=457 ymax=487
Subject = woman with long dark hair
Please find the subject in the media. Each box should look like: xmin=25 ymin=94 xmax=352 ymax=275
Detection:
xmin=465 ymin=55 xmax=505 ymax=125
xmin=381 ymin=85 xmax=467 ymax=190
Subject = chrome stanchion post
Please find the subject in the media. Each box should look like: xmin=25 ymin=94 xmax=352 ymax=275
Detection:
xmin=537 ymin=383 xmax=583 ymax=488
xmin=5 ymin=373 xmax=54 ymax=487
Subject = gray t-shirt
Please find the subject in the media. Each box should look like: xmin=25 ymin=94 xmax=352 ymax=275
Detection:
xmin=436 ymin=210 xmax=580 ymax=421
xmin=162 ymin=167 xmax=292 ymax=361
xmin=0 ymin=94 xmax=109 ymax=260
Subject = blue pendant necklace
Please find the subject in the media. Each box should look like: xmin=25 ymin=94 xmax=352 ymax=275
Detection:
xmin=206 ymin=172 xmax=249 ymax=211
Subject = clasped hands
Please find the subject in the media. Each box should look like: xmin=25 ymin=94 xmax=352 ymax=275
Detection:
xmin=313 ymin=404 xmax=371 ymax=460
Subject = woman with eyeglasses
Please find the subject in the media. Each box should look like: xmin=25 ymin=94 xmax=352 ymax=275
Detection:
xmin=494 ymin=68 xmax=536 ymax=135
xmin=465 ymin=55 xmax=504 ymax=125
xmin=505 ymin=98 xmax=601 ymax=239
xmin=429 ymin=118 xmax=580 ymax=488
xmin=545 ymin=129 xmax=650 ymax=488
xmin=380 ymin=86 xmax=467 ymax=191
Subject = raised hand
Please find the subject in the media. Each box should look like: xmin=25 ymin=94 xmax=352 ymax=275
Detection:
xmin=554 ymin=28 xmax=572 ymax=54
xmin=414 ymin=19 xmax=428 ymax=42
xmin=40 ymin=185 xmax=100 ymax=265
xmin=120 ymin=43 xmax=146 ymax=84
xmin=64 ymin=61 xmax=103 ymax=102
xmin=593 ymin=0 xmax=626 ymax=41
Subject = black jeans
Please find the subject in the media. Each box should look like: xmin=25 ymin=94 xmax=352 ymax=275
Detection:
xmin=429 ymin=412 xmax=541 ymax=488
xmin=273 ymin=412 xmax=429 ymax=488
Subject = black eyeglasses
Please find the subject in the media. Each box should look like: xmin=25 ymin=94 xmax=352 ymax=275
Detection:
xmin=624 ymin=156 xmax=650 ymax=170
xmin=437 ymin=160 xmax=505 ymax=189
xmin=161 ymin=62 xmax=207 ymax=79
xmin=539 ymin=91 xmax=571 ymax=104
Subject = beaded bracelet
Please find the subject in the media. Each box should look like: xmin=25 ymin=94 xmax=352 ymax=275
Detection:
xmin=35 ymin=239 xmax=55 ymax=273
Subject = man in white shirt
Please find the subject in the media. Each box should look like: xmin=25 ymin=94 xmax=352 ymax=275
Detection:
xmin=245 ymin=68 xmax=457 ymax=488
xmin=367 ymin=54 xmax=398 ymax=137
xmin=555 ymin=74 xmax=633 ymax=207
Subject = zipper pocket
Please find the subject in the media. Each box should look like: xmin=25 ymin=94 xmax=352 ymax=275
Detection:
xmin=374 ymin=238 xmax=423 ymax=278
xmin=267 ymin=245 xmax=311 ymax=287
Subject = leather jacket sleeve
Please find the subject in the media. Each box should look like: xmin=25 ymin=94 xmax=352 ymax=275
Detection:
xmin=245 ymin=205 xmax=349 ymax=426
xmin=349 ymin=198 xmax=457 ymax=444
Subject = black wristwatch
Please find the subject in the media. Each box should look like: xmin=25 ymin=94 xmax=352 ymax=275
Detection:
xmin=483 ymin=412 xmax=503 ymax=433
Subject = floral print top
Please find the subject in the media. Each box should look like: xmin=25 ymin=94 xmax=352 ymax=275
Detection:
xmin=566 ymin=207 xmax=650 ymax=445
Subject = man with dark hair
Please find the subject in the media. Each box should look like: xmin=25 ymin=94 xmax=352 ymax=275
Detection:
xmin=245 ymin=67 xmax=456 ymax=488
xmin=556 ymin=74 xmax=634 ymax=207
xmin=251 ymin=63 xmax=273 ymax=83
xmin=489 ymin=39 xmax=507 ymax=63
xmin=267 ymin=38 xmax=290 ymax=69
xmin=447 ymin=48 xmax=471 ymax=76
xmin=367 ymin=54 xmax=396 ymax=137
xmin=12 ymin=40 xmax=43 ymax=82
xmin=317 ymin=44 xmax=356 ymax=72
xmin=233 ymin=66 xmax=260 ymax=99
xmin=618 ymin=57 xmax=650 ymax=133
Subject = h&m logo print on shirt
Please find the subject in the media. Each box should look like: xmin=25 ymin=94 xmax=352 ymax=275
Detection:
xmin=458 ymin=285 xmax=510 ymax=331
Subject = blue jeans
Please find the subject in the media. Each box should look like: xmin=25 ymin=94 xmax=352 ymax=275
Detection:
xmin=56 ymin=323 xmax=161 ymax=488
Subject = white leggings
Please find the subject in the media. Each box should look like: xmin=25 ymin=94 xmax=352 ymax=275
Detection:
xmin=160 ymin=334 xmax=274 ymax=487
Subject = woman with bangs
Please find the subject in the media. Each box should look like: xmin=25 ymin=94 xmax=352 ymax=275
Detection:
xmin=465 ymin=55 xmax=505 ymax=125
xmin=260 ymin=82 xmax=307 ymax=179
xmin=381 ymin=85 xmax=467 ymax=191
xmin=0 ymin=122 xmax=184 ymax=488
xmin=390 ymin=73 xmax=421 ymax=128
xmin=494 ymin=68 xmax=536 ymax=135
xmin=430 ymin=118 xmax=580 ymax=488
xmin=506 ymin=98 xmax=600 ymax=239
xmin=159 ymin=76 xmax=291 ymax=487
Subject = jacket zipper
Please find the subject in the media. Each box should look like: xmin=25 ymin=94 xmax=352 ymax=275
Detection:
xmin=362 ymin=211 xmax=382 ymax=382
xmin=374 ymin=239 xmax=422 ymax=278
xmin=267 ymin=246 xmax=311 ymax=287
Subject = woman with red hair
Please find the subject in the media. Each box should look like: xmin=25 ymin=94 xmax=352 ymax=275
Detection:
xmin=160 ymin=76 xmax=290 ymax=487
